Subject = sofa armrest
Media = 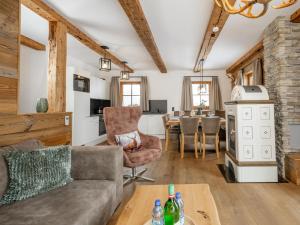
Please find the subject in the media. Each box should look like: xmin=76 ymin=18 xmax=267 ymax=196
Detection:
xmin=71 ymin=145 xmax=123 ymax=204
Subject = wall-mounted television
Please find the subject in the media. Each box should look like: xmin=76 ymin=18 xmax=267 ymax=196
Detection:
xmin=149 ymin=100 xmax=167 ymax=114
xmin=73 ymin=74 xmax=90 ymax=93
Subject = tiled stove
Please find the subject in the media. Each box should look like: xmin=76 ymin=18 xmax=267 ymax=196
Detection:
xmin=225 ymin=85 xmax=278 ymax=182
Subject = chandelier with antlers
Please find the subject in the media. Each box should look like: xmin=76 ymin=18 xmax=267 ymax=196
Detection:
xmin=215 ymin=0 xmax=297 ymax=18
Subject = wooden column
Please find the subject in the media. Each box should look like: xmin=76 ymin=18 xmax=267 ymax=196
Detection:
xmin=48 ymin=21 xmax=67 ymax=112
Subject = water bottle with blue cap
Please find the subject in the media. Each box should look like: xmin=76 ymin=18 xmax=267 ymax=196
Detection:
xmin=152 ymin=199 xmax=164 ymax=225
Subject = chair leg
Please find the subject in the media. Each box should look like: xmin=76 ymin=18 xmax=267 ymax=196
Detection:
xmin=180 ymin=134 xmax=184 ymax=159
xmin=194 ymin=133 xmax=198 ymax=159
xmin=216 ymin=134 xmax=220 ymax=159
xmin=165 ymin=128 xmax=169 ymax=151
xmin=202 ymin=133 xmax=206 ymax=160
xmin=123 ymin=167 xmax=155 ymax=186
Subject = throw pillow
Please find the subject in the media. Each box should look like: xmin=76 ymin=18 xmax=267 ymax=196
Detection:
xmin=115 ymin=131 xmax=142 ymax=152
xmin=0 ymin=145 xmax=73 ymax=205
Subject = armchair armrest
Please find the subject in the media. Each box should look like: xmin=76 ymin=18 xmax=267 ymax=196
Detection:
xmin=139 ymin=133 xmax=162 ymax=150
xmin=71 ymin=145 xmax=123 ymax=204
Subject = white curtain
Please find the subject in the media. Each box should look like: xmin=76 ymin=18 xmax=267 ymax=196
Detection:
xmin=181 ymin=77 xmax=193 ymax=111
xmin=110 ymin=77 xmax=121 ymax=107
xmin=210 ymin=77 xmax=223 ymax=111
xmin=253 ymin=58 xmax=263 ymax=85
xmin=140 ymin=76 xmax=149 ymax=111
xmin=235 ymin=69 xmax=244 ymax=85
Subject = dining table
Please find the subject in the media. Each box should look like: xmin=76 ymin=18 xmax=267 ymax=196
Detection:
xmin=166 ymin=115 xmax=226 ymax=127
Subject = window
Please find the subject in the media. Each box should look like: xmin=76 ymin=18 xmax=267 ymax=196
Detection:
xmin=192 ymin=81 xmax=210 ymax=108
xmin=121 ymin=82 xmax=141 ymax=106
xmin=243 ymin=71 xmax=254 ymax=86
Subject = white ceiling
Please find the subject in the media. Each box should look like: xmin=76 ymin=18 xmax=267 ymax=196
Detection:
xmin=21 ymin=0 xmax=300 ymax=72
xmin=205 ymin=0 xmax=300 ymax=70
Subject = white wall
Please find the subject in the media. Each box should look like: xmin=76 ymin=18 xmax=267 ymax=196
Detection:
xmin=126 ymin=70 xmax=232 ymax=112
xmin=19 ymin=46 xmax=48 ymax=114
xmin=66 ymin=56 xmax=112 ymax=146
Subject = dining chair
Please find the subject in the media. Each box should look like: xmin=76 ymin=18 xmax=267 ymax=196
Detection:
xmin=179 ymin=117 xmax=200 ymax=159
xmin=162 ymin=114 xmax=180 ymax=151
xmin=201 ymin=116 xmax=221 ymax=159
xmin=184 ymin=110 xmax=192 ymax=116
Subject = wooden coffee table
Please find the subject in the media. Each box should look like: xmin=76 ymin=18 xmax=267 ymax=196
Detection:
xmin=115 ymin=184 xmax=221 ymax=225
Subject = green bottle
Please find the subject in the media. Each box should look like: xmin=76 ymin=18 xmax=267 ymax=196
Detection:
xmin=164 ymin=184 xmax=180 ymax=225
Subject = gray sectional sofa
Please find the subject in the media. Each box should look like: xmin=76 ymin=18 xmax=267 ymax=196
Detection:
xmin=0 ymin=140 xmax=123 ymax=225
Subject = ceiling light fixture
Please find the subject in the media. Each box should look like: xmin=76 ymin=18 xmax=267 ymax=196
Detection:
xmin=212 ymin=26 xmax=220 ymax=33
xmin=215 ymin=0 xmax=297 ymax=18
xmin=120 ymin=61 xmax=130 ymax=80
xmin=99 ymin=46 xmax=111 ymax=72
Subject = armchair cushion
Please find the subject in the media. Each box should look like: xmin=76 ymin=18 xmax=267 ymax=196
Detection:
xmin=115 ymin=131 xmax=142 ymax=152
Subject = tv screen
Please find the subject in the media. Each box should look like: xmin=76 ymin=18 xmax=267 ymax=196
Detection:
xmin=149 ymin=100 xmax=167 ymax=114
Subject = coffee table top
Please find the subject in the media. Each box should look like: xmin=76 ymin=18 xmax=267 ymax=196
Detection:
xmin=115 ymin=184 xmax=221 ymax=225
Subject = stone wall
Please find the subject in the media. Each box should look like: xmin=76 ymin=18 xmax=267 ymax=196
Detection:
xmin=263 ymin=16 xmax=300 ymax=177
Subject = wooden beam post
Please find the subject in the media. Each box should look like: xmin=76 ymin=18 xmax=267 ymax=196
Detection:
xmin=226 ymin=40 xmax=264 ymax=75
xmin=22 ymin=0 xmax=134 ymax=73
xmin=20 ymin=35 xmax=46 ymax=51
xmin=118 ymin=0 xmax=167 ymax=73
xmin=291 ymin=8 xmax=300 ymax=23
xmin=193 ymin=1 xmax=235 ymax=72
xmin=48 ymin=21 xmax=67 ymax=113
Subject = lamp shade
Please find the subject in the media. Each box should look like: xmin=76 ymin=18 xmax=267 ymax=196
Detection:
xmin=120 ymin=71 xmax=130 ymax=80
xmin=99 ymin=57 xmax=111 ymax=71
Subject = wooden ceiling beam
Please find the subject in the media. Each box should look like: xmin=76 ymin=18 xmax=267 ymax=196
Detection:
xmin=20 ymin=35 xmax=46 ymax=51
xmin=226 ymin=40 xmax=264 ymax=75
xmin=21 ymin=0 xmax=134 ymax=72
xmin=118 ymin=0 xmax=167 ymax=73
xmin=193 ymin=1 xmax=235 ymax=72
xmin=291 ymin=8 xmax=300 ymax=23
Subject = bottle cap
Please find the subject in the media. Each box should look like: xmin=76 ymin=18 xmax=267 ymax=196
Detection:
xmin=168 ymin=184 xmax=175 ymax=195
xmin=175 ymin=192 xmax=181 ymax=199
xmin=155 ymin=199 xmax=161 ymax=206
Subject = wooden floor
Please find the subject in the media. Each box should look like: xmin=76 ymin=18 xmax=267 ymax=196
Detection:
xmin=108 ymin=140 xmax=300 ymax=225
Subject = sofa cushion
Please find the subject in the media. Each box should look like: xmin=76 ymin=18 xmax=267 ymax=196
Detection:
xmin=0 ymin=180 xmax=116 ymax=225
xmin=0 ymin=139 xmax=45 ymax=199
xmin=0 ymin=145 xmax=72 ymax=206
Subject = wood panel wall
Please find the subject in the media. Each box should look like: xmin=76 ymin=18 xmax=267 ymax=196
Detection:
xmin=0 ymin=113 xmax=72 ymax=147
xmin=0 ymin=0 xmax=72 ymax=147
xmin=0 ymin=0 xmax=20 ymax=114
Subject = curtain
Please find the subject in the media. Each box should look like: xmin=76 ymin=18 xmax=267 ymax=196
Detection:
xmin=140 ymin=76 xmax=149 ymax=111
xmin=235 ymin=69 xmax=244 ymax=85
xmin=210 ymin=77 xmax=223 ymax=111
xmin=110 ymin=76 xmax=121 ymax=107
xmin=253 ymin=58 xmax=263 ymax=85
xmin=181 ymin=77 xmax=193 ymax=111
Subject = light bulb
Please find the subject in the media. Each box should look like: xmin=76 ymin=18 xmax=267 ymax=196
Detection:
xmin=212 ymin=26 xmax=220 ymax=33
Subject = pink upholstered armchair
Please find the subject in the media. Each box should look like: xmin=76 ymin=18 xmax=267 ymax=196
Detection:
xmin=103 ymin=107 xmax=162 ymax=184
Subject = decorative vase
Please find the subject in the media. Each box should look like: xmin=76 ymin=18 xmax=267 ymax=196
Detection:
xmin=36 ymin=98 xmax=48 ymax=113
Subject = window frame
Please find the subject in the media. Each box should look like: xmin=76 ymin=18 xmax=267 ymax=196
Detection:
xmin=120 ymin=81 xmax=141 ymax=106
xmin=191 ymin=81 xmax=211 ymax=109
xmin=243 ymin=71 xmax=254 ymax=86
